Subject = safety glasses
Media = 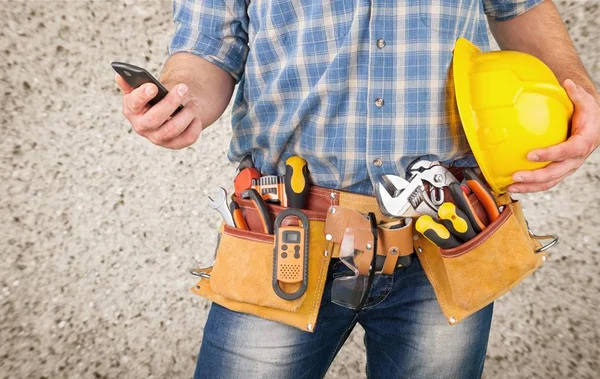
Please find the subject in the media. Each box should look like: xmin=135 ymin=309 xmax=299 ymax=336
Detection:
xmin=331 ymin=212 xmax=380 ymax=311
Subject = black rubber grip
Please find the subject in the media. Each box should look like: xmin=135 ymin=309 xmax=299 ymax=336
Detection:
xmin=448 ymin=182 xmax=485 ymax=234
xmin=241 ymin=188 xmax=273 ymax=234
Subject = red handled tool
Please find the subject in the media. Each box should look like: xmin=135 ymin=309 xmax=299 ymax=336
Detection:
xmin=448 ymin=182 xmax=486 ymax=234
xmin=463 ymin=168 xmax=500 ymax=222
xmin=241 ymin=188 xmax=273 ymax=234
xmin=252 ymin=175 xmax=287 ymax=204
xmin=229 ymin=200 xmax=248 ymax=230
xmin=234 ymin=168 xmax=261 ymax=197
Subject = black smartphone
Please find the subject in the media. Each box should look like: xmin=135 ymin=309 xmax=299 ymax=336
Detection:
xmin=111 ymin=61 xmax=183 ymax=114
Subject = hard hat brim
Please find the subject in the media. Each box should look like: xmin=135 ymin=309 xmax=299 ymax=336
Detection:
xmin=452 ymin=38 xmax=503 ymax=193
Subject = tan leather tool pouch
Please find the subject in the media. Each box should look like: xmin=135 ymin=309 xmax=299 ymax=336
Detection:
xmin=415 ymin=199 xmax=548 ymax=325
xmin=191 ymin=196 xmax=332 ymax=333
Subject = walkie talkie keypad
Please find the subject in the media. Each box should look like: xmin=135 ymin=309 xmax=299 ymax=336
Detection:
xmin=273 ymin=209 xmax=309 ymax=300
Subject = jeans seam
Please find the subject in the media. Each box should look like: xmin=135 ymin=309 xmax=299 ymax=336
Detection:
xmin=319 ymin=313 xmax=360 ymax=379
xmin=365 ymin=336 xmax=372 ymax=379
xmin=362 ymin=276 xmax=394 ymax=310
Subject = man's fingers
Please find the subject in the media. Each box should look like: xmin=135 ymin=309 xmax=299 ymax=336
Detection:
xmin=527 ymin=134 xmax=591 ymax=162
xmin=529 ymin=79 xmax=598 ymax=163
xmin=507 ymin=177 xmax=563 ymax=194
xmin=138 ymin=84 xmax=188 ymax=130
xmin=512 ymin=159 xmax=580 ymax=184
xmin=156 ymin=118 xmax=204 ymax=150
xmin=115 ymin=73 xmax=134 ymax=93
xmin=564 ymin=79 xmax=597 ymax=114
xmin=145 ymin=104 xmax=197 ymax=144
xmin=124 ymin=83 xmax=158 ymax=116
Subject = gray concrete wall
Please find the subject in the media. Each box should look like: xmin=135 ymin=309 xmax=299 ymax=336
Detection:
xmin=1 ymin=1 xmax=598 ymax=378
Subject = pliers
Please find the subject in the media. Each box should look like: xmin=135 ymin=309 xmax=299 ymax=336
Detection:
xmin=375 ymin=160 xmax=459 ymax=218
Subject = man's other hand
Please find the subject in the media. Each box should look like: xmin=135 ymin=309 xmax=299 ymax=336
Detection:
xmin=115 ymin=73 xmax=204 ymax=149
xmin=508 ymin=79 xmax=600 ymax=193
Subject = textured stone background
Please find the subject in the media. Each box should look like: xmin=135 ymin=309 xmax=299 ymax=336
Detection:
xmin=1 ymin=1 xmax=598 ymax=378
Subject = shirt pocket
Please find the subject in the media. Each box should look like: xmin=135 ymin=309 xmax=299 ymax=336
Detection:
xmin=419 ymin=0 xmax=482 ymax=37
xmin=248 ymin=0 xmax=355 ymax=53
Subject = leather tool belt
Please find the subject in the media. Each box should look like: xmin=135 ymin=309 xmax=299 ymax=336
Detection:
xmin=191 ymin=184 xmax=551 ymax=332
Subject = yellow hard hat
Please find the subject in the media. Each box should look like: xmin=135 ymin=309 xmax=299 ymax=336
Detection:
xmin=452 ymin=38 xmax=573 ymax=194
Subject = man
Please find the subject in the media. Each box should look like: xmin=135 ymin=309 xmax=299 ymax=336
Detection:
xmin=115 ymin=0 xmax=600 ymax=377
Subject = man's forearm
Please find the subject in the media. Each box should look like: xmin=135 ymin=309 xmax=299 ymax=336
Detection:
xmin=160 ymin=52 xmax=236 ymax=128
xmin=488 ymin=0 xmax=599 ymax=104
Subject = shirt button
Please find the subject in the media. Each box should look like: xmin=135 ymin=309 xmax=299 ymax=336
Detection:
xmin=373 ymin=158 xmax=383 ymax=167
xmin=375 ymin=98 xmax=384 ymax=108
xmin=377 ymin=38 xmax=386 ymax=49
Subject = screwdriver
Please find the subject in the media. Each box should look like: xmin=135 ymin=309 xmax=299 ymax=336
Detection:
xmin=416 ymin=216 xmax=462 ymax=249
xmin=437 ymin=202 xmax=477 ymax=242
xmin=448 ymin=182 xmax=486 ymax=234
xmin=284 ymin=156 xmax=309 ymax=209
xmin=463 ymin=168 xmax=500 ymax=222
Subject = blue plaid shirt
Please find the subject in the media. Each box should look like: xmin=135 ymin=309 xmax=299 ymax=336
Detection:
xmin=169 ymin=0 xmax=544 ymax=195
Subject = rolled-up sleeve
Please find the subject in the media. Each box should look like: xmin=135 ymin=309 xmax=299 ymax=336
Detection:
xmin=482 ymin=0 xmax=545 ymax=21
xmin=169 ymin=0 xmax=249 ymax=82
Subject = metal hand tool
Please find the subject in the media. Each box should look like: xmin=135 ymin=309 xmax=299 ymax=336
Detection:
xmin=448 ymin=182 xmax=485 ymax=233
xmin=463 ymin=168 xmax=500 ymax=222
xmin=375 ymin=160 xmax=459 ymax=218
xmin=242 ymin=188 xmax=274 ymax=234
xmin=252 ymin=175 xmax=286 ymax=203
xmin=236 ymin=154 xmax=255 ymax=172
xmin=234 ymin=167 xmax=261 ymax=197
xmin=207 ymin=187 xmax=235 ymax=227
xmin=230 ymin=200 xmax=248 ymax=230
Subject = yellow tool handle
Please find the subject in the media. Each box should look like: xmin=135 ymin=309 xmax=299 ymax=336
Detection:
xmin=284 ymin=156 xmax=309 ymax=209
xmin=437 ymin=202 xmax=477 ymax=242
xmin=416 ymin=215 xmax=462 ymax=250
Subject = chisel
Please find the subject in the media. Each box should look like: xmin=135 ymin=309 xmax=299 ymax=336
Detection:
xmin=448 ymin=182 xmax=486 ymax=234
xmin=416 ymin=215 xmax=462 ymax=249
xmin=437 ymin=202 xmax=477 ymax=242
xmin=284 ymin=156 xmax=309 ymax=209
xmin=463 ymin=168 xmax=500 ymax=222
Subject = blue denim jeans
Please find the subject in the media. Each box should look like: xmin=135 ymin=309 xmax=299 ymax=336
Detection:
xmin=194 ymin=256 xmax=493 ymax=379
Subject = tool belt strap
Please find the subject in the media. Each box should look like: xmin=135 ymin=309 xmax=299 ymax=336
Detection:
xmin=308 ymin=184 xmax=498 ymax=274
xmin=236 ymin=183 xmax=498 ymax=275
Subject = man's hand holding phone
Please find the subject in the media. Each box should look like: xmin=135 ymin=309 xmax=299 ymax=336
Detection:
xmin=114 ymin=65 xmax=204 ymax=149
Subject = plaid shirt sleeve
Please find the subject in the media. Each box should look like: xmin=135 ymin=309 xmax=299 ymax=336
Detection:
xmin=168 ymin=0 xmax=249 ymax=82
xmin=482 ymin=0 xmax=545 ymax=21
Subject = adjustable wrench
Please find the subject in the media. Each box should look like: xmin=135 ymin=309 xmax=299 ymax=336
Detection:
xmin=207 ymin=187 xmax=235 ymax=227
xmin=375 ymin=160 xmax=459 ymax=218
